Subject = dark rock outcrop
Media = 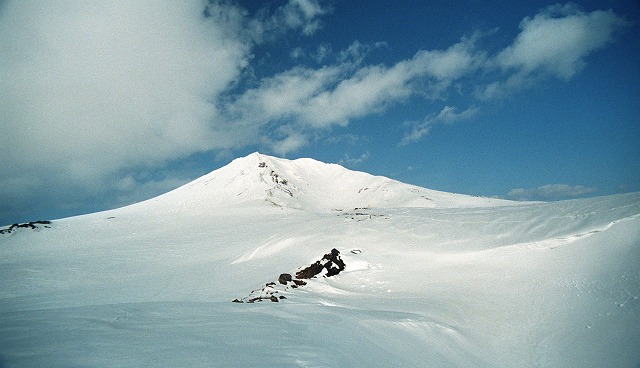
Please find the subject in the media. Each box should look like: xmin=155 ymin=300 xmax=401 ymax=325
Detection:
xmin=295 ymin=261 xmax=324 ymax=279
xmin=278 ymin=273 xmax=292 ymax=285
xmin=232 ymin=248 xmax=347 ymax=303
xmin=296 ymin=248 xmax=345 ymax=279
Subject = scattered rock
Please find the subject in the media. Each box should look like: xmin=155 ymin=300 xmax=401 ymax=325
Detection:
xmin=351 ymin=249 xmax=362 ymax=254
xmin=278 ymin=273 xmax=292 ymax=285
xmin=233 ymin=248 xmax=347 ymax=304
xmin=324 ymin=248 xmax=345 ymax=277
xmin=295 ymin=261 xmax=324 ymax=279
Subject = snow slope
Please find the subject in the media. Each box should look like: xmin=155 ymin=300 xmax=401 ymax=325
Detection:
xmin=144 ymin=152 xmax=514 ymax=212
xmin=1 ymin=153 xmax=639 ymax=367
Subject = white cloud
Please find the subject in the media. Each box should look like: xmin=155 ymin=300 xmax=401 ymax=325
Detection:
xmin=337 ymin=40 xmax=388 ymax=64
xmin=247 ymin=0 xmax=329 ymax=41
xmin=410 ymin=40 xmax=482 ymax=81
xmin=507 ymin=184 xmax=597 ymax=201
xmin=313 ymin=43 xmax=333 ymax=63
xmin=223 ymin=37 xmax=482 ymax=149
xmin=499 ymin=4 xmax=626 ymax=78
xmin=338 ymin=152 xmax=371 ymax=166
xmin=112 ymin=175 xmax=193 ymax=207
xmin=1 ymin=1 xmax=248 ymax=176
xmin=270 ymin=132 xmax=309 ymax=156
xmin=401 ymin=106 xmax=478 ymax=145
xmin=479 ymin=4 xmax=628 ymax=99
xmin=0 ymin=0 xmax=330 ymax=222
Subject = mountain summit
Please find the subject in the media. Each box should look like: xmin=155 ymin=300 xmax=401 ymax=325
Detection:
xmin=149 ymin=152 xmax=510 ymax=211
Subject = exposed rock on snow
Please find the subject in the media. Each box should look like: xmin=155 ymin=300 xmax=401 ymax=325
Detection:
xmin=0 ymin=220 xmax=52 ymax=234
xmin=278 ymin=273 xmax=292 ymax=285
xmin=296 ymin=248 xmax=345 ymax=279
xmin=234 ymin=249 xmax=346 ymax=303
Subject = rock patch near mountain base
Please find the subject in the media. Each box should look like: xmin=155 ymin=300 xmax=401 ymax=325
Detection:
xmin=0 ymin=220 xmax=52 ymax=234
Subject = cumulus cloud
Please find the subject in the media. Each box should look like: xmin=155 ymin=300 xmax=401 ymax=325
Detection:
xmin=478 ymin=3 xmax=628 ymax=99
xmin=507 ymin=184 xmax=597 ymax=201
xmin=1 ymin=2 xmax=246 ymax=210
xmin=0 ymin=0 xmax=329 ymax=222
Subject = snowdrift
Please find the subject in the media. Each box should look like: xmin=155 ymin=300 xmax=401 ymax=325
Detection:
xmin=1 ymin=153 xmax=639 ymax=367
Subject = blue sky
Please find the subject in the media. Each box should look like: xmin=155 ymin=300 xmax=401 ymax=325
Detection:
xmin=1 ymin=0 xmax=639 ymax=225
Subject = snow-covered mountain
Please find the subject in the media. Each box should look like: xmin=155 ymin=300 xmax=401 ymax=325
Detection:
xmin=1 ymin=153 xmax=639 ymax=367
xmin=143 ymin=152 xmax=513 ymax=212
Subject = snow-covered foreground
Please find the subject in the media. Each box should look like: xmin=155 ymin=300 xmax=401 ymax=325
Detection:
xmin=1 ymin=154 xmax=639 ymax=367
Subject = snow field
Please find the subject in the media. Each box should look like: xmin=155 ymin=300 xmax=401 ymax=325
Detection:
xmin=1 ymin=154 xmax=639 ymax=367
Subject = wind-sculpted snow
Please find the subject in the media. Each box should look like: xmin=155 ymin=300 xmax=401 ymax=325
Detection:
xmin=1 ymin=153 xmax=639 ymax=367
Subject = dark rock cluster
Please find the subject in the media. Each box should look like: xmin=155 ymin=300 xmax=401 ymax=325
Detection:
xmin=233 ymin=248 xmax=346 ymax=303
xmin=0 ymin=220 xmax=52 ymax=234
xmin=296 ymin=248 xmax=345 ymax=279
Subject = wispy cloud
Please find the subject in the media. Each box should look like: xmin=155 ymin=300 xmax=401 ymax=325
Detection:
xmin=338 ymin=152 xmax=371 ymax=166
xmin=507 ymin=184 xmax=597 ymax=201
xmin=245 ymin=0 xmax=330 ymax=41
xmin=401 ymin=106 xmax=478 ymax=145
xmin=337 ymin=41 xmax=388 ymax=64
xmin=223 ymin=37 xmax=482 ymax=152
